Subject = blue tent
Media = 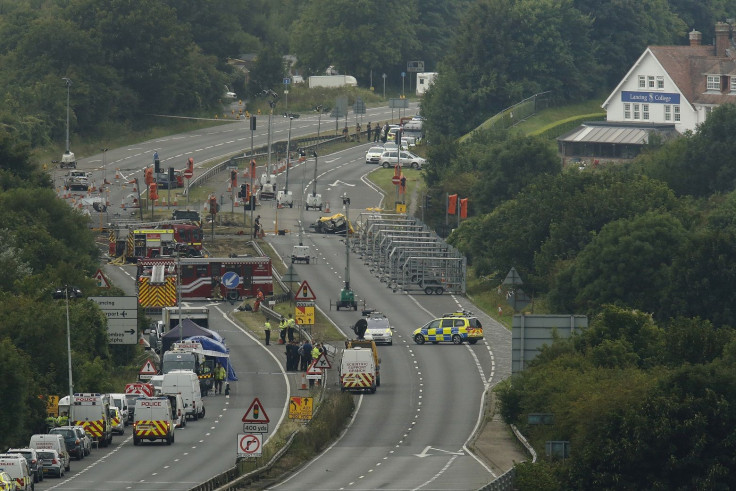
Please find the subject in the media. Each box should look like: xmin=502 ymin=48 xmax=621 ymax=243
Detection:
xmin=161 ymin=318 xmax=225 ymax=353
xmin=186 ymin=335 xmax=238 ymax=381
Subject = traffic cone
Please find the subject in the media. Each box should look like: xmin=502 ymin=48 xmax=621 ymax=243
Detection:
xmin=300 ymin=373 xmax=308 ymax=390
xmin=115 ymin=169 xmax=121 ymax=180
xmin=324 ymin=202 xmax=330 ymax=213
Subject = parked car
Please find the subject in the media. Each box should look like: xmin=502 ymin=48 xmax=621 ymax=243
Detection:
xmin=110 ymin=407 xmax=125 ymax=434
xmin=66 ymin=426 xmax=92 ymax=456
xmin=363 ymin=312 xmax=394 ymax=345
xmin=49 ymin=426 xmax=84 ymax=460
xmin=6 ymin=448 xmax=43 ymax=483
xmin=37 ymin=449 xmax=65 ymax=478
xmin=365 ymin=146 xmax=385 ymax=164
xmin=379 ymin=150 xmax=426 ymax=169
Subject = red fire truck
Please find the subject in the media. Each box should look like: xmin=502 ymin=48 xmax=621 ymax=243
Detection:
xmin=137 ymin=256 xmax=273 ymax=307
xmin=109 ymin=222 xmax=203 ymax=260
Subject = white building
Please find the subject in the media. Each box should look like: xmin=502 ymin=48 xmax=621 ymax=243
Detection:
xmin=416 ymin=72 xmax=438 ymax=96
xmin=559 ymin=22 xmax=736 ymax=161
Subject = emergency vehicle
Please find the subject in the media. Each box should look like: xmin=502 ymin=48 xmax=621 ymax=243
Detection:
xmin=108 ymin=221 xmax=203 ymax=261
xmin=133 ymin=397 xmax=175 ymax=445
xmin=136 ymin=256 xmax=273 ymax=308
xmin=339 ymin=347 xmax=377 ymax=393
xmin=0 ymin=454 xmax=32 ymax=491
xmin=70 ymin=393 xmax=114 ymax=447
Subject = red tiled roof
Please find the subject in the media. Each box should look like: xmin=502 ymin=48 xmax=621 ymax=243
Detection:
xmin=650 ymin=45 xmax=736 ymax=106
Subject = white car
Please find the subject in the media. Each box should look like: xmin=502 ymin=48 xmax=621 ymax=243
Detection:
xmin=365 ymin=146 xmax=385 ymax=164
xmin=364 ymin=312 xmax=393 ymax=345
xmin=379 ymin=150 xmax=426 ymax=170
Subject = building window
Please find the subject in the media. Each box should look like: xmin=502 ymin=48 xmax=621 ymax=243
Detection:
xmin=624 ymin=103 xmax=631 ymax=119
xmin=664 ymin=105 xmax=671 ymax=121
xmin=674 ymin=105 xmax=680 ymax=122
xmin=638 ymin=75 xmax=646 ymax=88
xmin=643 ymin=104 xmax=650 ymax=120
xmin=657 ymin=76 xmax=664 ymax=89
xmin=731 ymin=77 xmax=736 ymax=92
xmin=633 ymin=103 xmax=640 ymax=120
xmin=707 ymin=75 xmax=720 ymax=90
xmin=648 ymin=76 xmax=655 ymax=88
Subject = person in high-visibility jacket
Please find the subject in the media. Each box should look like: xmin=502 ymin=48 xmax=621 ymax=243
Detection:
xmin=214 ymin=363 xmax=226 ymax=395
xmin=286 ymin=314 xmax=296 ymax=342
xmin=279 ymin=318 xmax=287 ymax=344
xmin=311 ymin=343 xmax=321 ymax=361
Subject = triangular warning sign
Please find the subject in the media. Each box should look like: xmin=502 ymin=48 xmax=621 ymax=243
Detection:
xmin=297 ymin=280 xmax=316 ymax=300
xmin=139 ymin=359 xmax=157 ymax=375
xmin=94 ymin=269 xmax=111 ymax=289
xmin=242 ymin=397 xmax=270 ymax=423
xmin=306 ymin=360 xmax=323 ymax=375
xmin=313 ymin=352 xmax=331 ymax=369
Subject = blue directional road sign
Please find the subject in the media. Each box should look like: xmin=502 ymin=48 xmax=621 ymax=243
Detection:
xmin=283 ymin=78 xmax=291 ymax=85
xmin=222 ymin=271 xmax=241 ymax=289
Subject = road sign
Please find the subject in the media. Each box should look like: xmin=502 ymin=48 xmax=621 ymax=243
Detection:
xmin=88 ymin=296 xmax=138 ymax=345
xmin=392 ymin=175 xmax=401 ymax=185
xmin=296 ymin=280 xmax=316 ymax=300
xmin=288 ymin=396 xmax=313 ymax=420
xmin=139 ymin=359 xmax=157 ymax=376
xmin=407 ymin=60 xmax=425 ymax=72
xmin=353 ymin=97 xmax=366 ymax=114
xmin=242 ymin=397 xmax=270 ymax=424
xmin=306 ymin=361 xmax=323 ymax=380
xmin=295 ymin=301 xmax=315 ymax=325
xmin=283 ymin=78 xmax=291 ymax=85
xmin=125 ymin=383 xmax=154 ymax=397
xmin=312 ymin=351 xmax=332 ymax=369
xmin=183 ymin=167 xmax=193 ymax=179
xmin=243 ymin=422 xmax=269 ymax=433
xmin=94 ymin=269 xmax=110 ymax=288
xmin=222 ymin=271 xmax=240 ymax=289
xmin=237 ymin=433 xmax=262 ymax=457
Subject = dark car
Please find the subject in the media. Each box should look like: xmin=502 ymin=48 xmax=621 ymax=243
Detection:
xmin=6 ymin=448 xmax=43 ymax=483
xmin=49 ymin=427 xmax=84 ymax=460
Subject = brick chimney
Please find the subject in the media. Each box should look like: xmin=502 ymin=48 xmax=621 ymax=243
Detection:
xmin=689 ymin=29 xmax=702 ymax=46
xmin=715 ymin=22 xmax=730 ymax=57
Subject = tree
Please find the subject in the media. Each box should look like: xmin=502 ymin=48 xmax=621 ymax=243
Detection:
xmin=246 ymin=45 xmax=286 ymax=98
xmin=549 ymin=211 xmax=687 ymax=316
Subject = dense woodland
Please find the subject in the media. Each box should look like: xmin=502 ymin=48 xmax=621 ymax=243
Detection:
xmin=2 ymin=0 xmax=736 ymax=487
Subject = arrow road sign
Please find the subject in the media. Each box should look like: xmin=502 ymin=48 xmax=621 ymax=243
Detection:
xmin=222 ymin=271 xmax=240 ymax=289
xmin=88 ymin=296 xmax=138 ymax=345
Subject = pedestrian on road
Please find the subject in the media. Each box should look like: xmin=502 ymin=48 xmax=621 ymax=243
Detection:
xmin=214 ymin=363 xmax=226 ymax=394
xmin=279 ymin=317 xmax=287 ymax=344
xmin=300 ymin=339 xmax=313 ymax=371
xmin=286 ymin=341 xmax=299 ymax=371
xmin=355 ymin=122 xmax=361 ymax=142
xmin=287 ymin=313 xmax=296 ymax=342
xmin=374 ymin=122 xmax=381 ymax=142
xmin=382 ymin=123 xmax=389 ymax=143
xmin=263 ymin=317 xmax=271 ymax=346
xmin=367 ymin=122 xmax=372 ymax=142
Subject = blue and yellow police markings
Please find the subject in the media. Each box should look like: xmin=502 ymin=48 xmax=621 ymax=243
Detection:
xmin=295 ymin=301 xmax=314 ymax=325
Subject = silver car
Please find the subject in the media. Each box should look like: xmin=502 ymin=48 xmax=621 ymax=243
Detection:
xmin=365 ymin=146 xmax=385 ymax=164
xmin=37 ymin=449 xmax=65 ymax=478
xmin=364 ymin=312 xmax=394 ymax=345
xmin=379 ymin=150 xmax=426 ymax=169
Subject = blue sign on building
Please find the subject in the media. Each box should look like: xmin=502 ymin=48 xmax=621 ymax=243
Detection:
xmin=621 ymin=91 xmax=680 ymax=104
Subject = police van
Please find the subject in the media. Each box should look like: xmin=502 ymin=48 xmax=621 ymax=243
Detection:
xmin=133 ymin=397 xmax=175 ymax=446
xmin=0 ymin=453 xmax=33 ymax=490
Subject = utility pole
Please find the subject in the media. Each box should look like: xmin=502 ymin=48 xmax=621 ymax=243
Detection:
xmin=62 ymin=78 xmax=72 ymax=154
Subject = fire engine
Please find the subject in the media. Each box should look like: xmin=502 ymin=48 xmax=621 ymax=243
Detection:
xmin=136 ymin=256 xmax=273 ymax=308
xmin=108 ymin=221 xmax=203 ymax=261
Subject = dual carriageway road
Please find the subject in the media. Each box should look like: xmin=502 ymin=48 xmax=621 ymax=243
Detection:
xmin=41 ymin=105 xmax=516 ymax=490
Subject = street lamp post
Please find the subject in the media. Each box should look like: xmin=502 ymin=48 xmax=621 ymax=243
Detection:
xmin=54 ymin=285 xmax=81 ymax=420
xmin=284 ymin=116 xmax=293 ymax=192
xmin=62 ymin=78 xmax=72 ymax=154
xmin=382 ymin=73 xmax=387 ymax=99
xmin=101 ymin=148 xmax=108 ymax=186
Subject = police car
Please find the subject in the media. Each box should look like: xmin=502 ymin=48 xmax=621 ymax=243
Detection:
xmin=363 ymin=311 xmax=393 ymax=345
xmin=413 ymin=311 xmax=483 ymax=345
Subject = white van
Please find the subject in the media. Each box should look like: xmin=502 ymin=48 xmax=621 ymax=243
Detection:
xmin=109 ymin=393 xmax=129 ymax=425
xmin=163 ymin=393 xmax=186 ymax=428
xmin=161 ymin=370 xmax=205 ymax=421
xmin=133 ymin=397 xmax=175 ymax=446
xmin=0 ymin=453 xmax=33 ymax=490
xmin=339 ymin=347 xmax=377 ymax=393
xmin=29 ymin=433 xmax=71 ymax=472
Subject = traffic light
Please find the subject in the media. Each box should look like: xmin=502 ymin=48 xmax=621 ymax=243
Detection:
xmin=168 ymin=167 xmax=175 ymax=181
xmin=230 ymin=169 xmax=237 ymax=187
xmin=149 ymin=182 xmax=158 ymax=201
xmin=209 ymin=195 xmax=218 ymax=215
xmin=154 ymin=158 xmax=160 ymax=174
xmin=238 ymin=184 xmax=247 ymax=198
xmin=250 ymin=116 xmax=256 ymax=131
xmin=425 ymin=195 xmax=432 ymax=209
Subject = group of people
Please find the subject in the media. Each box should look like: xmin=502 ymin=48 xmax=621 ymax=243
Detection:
xmin=284 ymin=339 xmax=325 ymax=371
xmin=262 ymin=313 xmax=298 ymax=346
xmin=341 ymin=122 xmax=386 ymax=143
